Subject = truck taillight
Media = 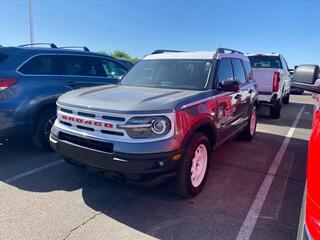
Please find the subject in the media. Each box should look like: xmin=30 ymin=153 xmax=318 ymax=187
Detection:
xmin=0 ymin=79 xmax=17 ymax=91
xmin=273 ymin=72 xmax=280 ymax=92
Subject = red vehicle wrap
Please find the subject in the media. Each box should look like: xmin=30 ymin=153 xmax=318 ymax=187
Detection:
xmin=306 ymin=94 xmax=320 ymax=239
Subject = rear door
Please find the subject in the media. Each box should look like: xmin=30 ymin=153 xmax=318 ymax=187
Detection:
xmin=231 ymin=58 xmax=254 ymax=124
xmin=215 ymin=58 xmax=243 ymax=142
xmin=59 ymin=55 xmax=127 ymax=90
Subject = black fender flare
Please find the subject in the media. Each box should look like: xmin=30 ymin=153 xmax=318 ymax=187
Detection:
xmin=180 ymin=117 xmax=218 ymax=150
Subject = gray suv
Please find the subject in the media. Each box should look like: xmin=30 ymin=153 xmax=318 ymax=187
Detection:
xmin=0 ymin=43 xmax=129 ymax=149
xmin=50 ymin=48 xmax=258 ymax=197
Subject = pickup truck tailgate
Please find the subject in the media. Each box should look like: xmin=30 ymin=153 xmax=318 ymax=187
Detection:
xmin=252 ymin=68 xmax=282 ymax=93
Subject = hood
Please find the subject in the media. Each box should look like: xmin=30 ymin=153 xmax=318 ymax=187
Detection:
xmin=58 ymin=85 xmax=210 ymax=113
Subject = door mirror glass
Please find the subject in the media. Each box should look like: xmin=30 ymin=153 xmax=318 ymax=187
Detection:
xmin=293 ymin=65 xmax=320 ymax=93
xmin=219 ymin=80 xmax=240 ymax=92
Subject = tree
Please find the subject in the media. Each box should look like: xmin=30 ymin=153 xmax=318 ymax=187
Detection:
xmin=98 ymin=50 xmax=139 ymax=63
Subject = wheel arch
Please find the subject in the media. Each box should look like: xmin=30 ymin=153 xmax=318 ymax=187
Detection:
xmin=181 ymin=119 xmax=217 ymax=150
xmin=30 ymin=97 xmax=59 ymax=133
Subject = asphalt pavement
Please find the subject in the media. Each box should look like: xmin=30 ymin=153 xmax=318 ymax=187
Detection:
xmin=0 ymin=94 xmax=314 ymax=240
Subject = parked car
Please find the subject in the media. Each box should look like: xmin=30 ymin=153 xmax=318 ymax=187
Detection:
xmin=50 ymin=48 xmax=258 ymax=198
xmin=0 ymin=43 xmax=130 ymax=149
xmin=294 ymin=65 xmax=320 ymax=240
xmin=246 ymin=53 xmax=292 ymax=118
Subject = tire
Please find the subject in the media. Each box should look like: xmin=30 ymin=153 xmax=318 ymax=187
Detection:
xmin=270 ymin=103 xmax=281 ymax=119
xmin=176 ymin=133 xmax=210 ymax=198
xmin=239 ymin=106 xmax=257 ymax=141
xmin=283 ymin=94 xmax=290 ymax=104
xmin=32 ymin=107 xmax=56 ymax=150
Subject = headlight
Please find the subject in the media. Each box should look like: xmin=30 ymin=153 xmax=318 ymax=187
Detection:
xmin=119 ymin=116 xmax=171 ymax=139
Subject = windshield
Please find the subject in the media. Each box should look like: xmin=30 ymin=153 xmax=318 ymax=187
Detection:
xmin=120 ymin=59 xmax=213 ymax=90
xmin=248 ymin=56 xmax=282 ymax=69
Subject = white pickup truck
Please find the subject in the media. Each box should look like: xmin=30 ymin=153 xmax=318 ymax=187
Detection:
xmin=246 ymin=53 xmax=291 ymax=118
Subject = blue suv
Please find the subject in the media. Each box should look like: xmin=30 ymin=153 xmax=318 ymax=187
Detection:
xmin=0 ymin=43 xmax=130 ymax=149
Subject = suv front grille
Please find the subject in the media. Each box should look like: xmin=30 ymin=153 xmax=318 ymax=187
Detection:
xmin=59 ymin=132 xmax=113 ymax=153
xmin=57 ymin=106 xmax=127 ymax=137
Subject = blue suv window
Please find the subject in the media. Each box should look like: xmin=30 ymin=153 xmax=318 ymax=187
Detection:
xmin=0 ymin=53 xmax=9 ymax=64
xmin=19 ymin=55 xmax=59 ymax=75
xmin=60 ymin=55 xmax=106 ymax=77
xmin=100 ymin=59 xmax=127 ymax=79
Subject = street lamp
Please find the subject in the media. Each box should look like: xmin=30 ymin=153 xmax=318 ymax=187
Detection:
xmin=28 ymin=0 xmax=34 ymax=44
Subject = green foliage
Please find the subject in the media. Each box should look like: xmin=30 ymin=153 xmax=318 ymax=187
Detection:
xmin=98 ymin=50 xmax=140 ymax=63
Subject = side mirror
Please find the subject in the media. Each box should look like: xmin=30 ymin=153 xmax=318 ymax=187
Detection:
xmin=288 ymin=69 xmax=294 ymax=75
xmin=293 ymin=65 xmax=320 ymax=94
xmin=219 ymin=80 xmax=240 ymax=92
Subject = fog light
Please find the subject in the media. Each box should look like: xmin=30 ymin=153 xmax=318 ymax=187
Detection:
xmin=172 ymin=154 xmax=181 ymax=161
xmin=158 ymin=161 xmax=165 ymax=167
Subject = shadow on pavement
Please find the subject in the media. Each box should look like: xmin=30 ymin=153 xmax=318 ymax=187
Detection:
xmin=1 ymin=129 xmax=309 ymax=240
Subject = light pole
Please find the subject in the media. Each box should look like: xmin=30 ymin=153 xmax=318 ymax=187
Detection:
xmin=28 ymin=0 xmax=34 ymax=44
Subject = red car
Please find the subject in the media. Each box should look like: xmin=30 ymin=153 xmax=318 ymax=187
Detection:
xmin=294 ymin=65 xmax=320 ymax=240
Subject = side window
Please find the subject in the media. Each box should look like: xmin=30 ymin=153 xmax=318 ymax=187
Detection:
xmin=60 ymin=55 xmax=105 ymax=77
xmin=19 ymin=55 xmax=59 ymax=75
xmin=242 ymin=60 xmax=253 ymax=81
xmin=217 ymin=58 xmax=233 ymax=83
xmin=231 ymin=59 xmax=246 ymax=84
xmin=100 ymin=59 xmax=127 ymax=79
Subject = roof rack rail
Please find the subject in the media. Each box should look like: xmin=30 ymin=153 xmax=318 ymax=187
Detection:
xmin=18 ymin=43 xmax=58 ymax=48
xmin=216 ymin=48 xmax=243 ymax=55
xmin=59 ymin=46 xmax=90 ymax=52
xmin=151 ymin=49 xmax=184 ymax=55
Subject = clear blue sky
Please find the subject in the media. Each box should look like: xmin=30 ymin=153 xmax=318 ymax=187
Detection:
xmin=0 ymin=0 xmax=319 ymax=67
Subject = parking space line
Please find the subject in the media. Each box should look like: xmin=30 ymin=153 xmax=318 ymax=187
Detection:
xmin=1 ymin=159 xmax=64 ymax=185
xmin=235 ymin=105 xmax=305 ymax=240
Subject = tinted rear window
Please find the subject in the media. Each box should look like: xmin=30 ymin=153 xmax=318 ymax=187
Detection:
xmin=60 ymin=55 xmax=106 ymax=77
xmin=248 ymin=56 xmax=282 ymax=69
xmin=19 ymin=55 xmax=60 ymax=75
xmin=0 ymin=53 xmax=9 ymax=64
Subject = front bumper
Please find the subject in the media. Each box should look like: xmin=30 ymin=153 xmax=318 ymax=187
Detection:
xmin=50 ymin=133 xmax=181 ymax=186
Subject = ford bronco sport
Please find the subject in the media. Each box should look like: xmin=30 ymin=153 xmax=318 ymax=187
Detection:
xmin=50 ymin=48 xmax=258 ymax=197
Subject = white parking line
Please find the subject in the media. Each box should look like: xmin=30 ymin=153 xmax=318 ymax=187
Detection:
xmin=236 ymin=105 xmax=305 ymax=240
xmin=1 ymin=160 xmax=64 ymax=185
